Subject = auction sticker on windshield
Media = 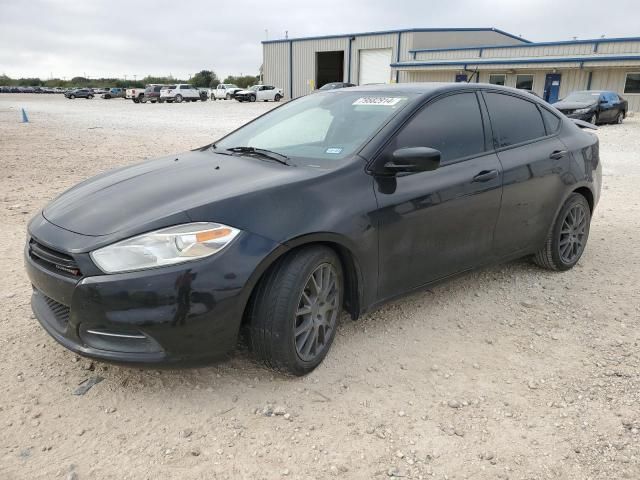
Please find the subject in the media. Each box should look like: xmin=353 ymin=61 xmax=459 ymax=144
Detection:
xmin=352 ymin=97 xmax=405 ymax=106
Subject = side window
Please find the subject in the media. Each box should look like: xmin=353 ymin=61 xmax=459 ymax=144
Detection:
xmin=387 ymin=92 xmax=485 ymax=164
xmin=540 ymin=107 xmax=561 ymax=134
xmin=484 ymin=92 xmax=546 ymax=147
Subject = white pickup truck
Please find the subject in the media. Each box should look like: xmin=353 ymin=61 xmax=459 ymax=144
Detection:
xmin=211 ymin=83 xmax=242 ymax=100
xmin=159 ymin=84 xmax=207 ymax=103
xmin=126 ymin=87 xmax=145 ymax=103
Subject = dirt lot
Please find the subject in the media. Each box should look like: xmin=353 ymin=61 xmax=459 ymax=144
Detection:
xmin=1 ymin=94 xmax=639 ymax=480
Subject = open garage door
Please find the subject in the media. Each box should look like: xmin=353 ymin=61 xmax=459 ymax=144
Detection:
xmin=358 ymin=48 xmax=392 ymax=85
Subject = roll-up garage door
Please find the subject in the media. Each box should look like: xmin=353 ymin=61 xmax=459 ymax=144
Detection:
xmin=358 ymin=48 xmax=392 ymax=85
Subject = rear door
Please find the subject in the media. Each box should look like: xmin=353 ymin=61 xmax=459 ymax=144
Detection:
xmin=373 ymin=91 xmax=503 ymax=300
xmin=483 ymin=91 xmax=569 ymax=255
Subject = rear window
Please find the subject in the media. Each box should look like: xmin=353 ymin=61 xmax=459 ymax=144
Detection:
xmin=485 ymin=92 xmax=546 ymax=147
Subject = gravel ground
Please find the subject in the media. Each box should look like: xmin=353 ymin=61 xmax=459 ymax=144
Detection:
xmin=1 ymin=94 xmax=639 ymax=480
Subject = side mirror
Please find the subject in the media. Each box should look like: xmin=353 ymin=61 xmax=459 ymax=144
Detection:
xmin=384 ymin=147 xmax=441 ymax=174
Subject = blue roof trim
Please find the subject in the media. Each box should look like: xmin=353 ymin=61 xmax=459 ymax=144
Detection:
xmin=391 ymin=55 xmax=640 ymax=68
xmin=409 ymin=36 xmax=640 ymax=53
xmin=262 ymin=27 xmax=530 ymax=44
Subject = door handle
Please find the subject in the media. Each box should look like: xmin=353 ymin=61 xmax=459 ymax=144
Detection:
xmin=472 ymin=169 xmax=499 ymax=182
xmin=549 ymin=150 xmax=567 ymax=160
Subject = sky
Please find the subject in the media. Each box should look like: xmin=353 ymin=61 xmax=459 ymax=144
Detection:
xmin=1 ymin=0 xmax=639 ymax=81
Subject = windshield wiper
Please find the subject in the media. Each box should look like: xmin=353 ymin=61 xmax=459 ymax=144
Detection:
xmin=226 ymin=146 xmax=291 ymax=166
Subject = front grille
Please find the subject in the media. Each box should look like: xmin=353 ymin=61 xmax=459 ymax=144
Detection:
xmin=29 ymin=239 xmax=81 ymax=277
xmin=40 ymin=291 xmax=71 ymax=333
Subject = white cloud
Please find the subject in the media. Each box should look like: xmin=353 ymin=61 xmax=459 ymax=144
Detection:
xmin=2 ymin=0 xmax=639 ymax=80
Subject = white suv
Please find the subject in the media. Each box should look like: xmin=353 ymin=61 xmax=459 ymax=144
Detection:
xmin=160 ymin=84 xmax=206 ymax=103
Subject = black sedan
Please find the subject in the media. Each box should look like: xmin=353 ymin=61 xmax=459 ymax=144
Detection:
xmin=25 ymin=83 xmax=601 ymax=375
xmin=64 ymin=88 xmax=94 ymax=99
xmin=554 ymin=90 xmax=627 ymax=125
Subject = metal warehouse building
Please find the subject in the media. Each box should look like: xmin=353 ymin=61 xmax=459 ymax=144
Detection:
xmin=262 ymin=27 xmax=640 ymax=111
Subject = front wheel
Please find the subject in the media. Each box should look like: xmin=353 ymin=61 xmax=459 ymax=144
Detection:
xmin=225 ymin=93 xmax=231 ymax=100
xmin=69 ymin=95 xmax=75 ymax=99
xmin=246 ymin=246 xmax=343 ymax=376
xmin=616 ymin=111 xmax=624 ymax=124
xmin=87 ymin=95 xmax=93 ymax=99
xmin=274 ymin=94 xmax=282 ymax=102
xmin=589 ymin=113 xmax=598 ymax=125
xmin=533 ymin=193 xmax=591 ymax=271
xmin=249 ymin=94 xmax=256 ymax=102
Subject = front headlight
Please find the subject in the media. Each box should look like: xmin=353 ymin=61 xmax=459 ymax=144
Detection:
xmin=574 ymin=108 xmax=591 ymax=114
xmin=91 ymin=222 xmax=240 ymax=273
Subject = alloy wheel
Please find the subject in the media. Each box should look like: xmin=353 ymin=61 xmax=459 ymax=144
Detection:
xmin=559 ymin=204 xmax=588 ymax=264
xmin=294 ymin=263 xmax=340 ymax=362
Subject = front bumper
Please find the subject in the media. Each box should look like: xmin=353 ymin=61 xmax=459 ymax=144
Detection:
xmin=25 ymin=217 xmax=280 ymax=365
xmin=559 ymin=110 xmax=595 ymax=121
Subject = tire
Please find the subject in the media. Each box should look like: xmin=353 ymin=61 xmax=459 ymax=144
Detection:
xmin=225 ymin=93 xmax=231 ymax=100
xmin=616 ymin=111 xmax=624 ymax=124
xmin=533 ymin=193 xmax=591 ymax=271
xmin=589 ymin=113 xmax=597 ymax=125
xmin=140 ymin=97 xmax=147 ymax=103
xmin=245 ymin=246 xmax=343 ymax=376
xmin=87 ymin=95 xmax=93 ymax=99
xmin=175 ymin=94 xmax=183 ymax=103
xmin=249 ymin=94 xmax=256 ymax=102
xmin=69 ymin=95 xmax=75 ymax=99
xmin=132 ymin=98 xmax=139 ymax=104
xmin=274 ymin=94 xmax=282 ymax=102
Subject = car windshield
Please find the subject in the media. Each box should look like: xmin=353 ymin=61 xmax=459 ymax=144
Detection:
xmin=249 ymin=86 xmax=259 ymax=91
xmin=214 ymin=91 xmax=415 ymax=164
xmin=563 ymin=91 xmax=601 ymax=103
xmin=319 ymin=83 xmax=339 ymax=90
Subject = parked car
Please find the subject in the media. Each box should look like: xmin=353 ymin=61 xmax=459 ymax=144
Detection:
xmin=136 ymin=84 xmax=166 ymax=103
xmin=212 ymin=83 xmax=242 ymax=100
xmin=25 ymin=83 xmax=601 ymax=375
xmin=318 ymin=82 xmax=355 ymax=91
xmin=101 ymin=88 xmax=125 ymax=99
xmin=159 ymin=84 xmax=206 ymax=103
xmin=92 ymin=88 xmax=108 ymax=95
xmin=126 ymin=88 xmax=145 ymax=103
xmin=235 ymin=85 xmax=283 ymax=102
xmin=64 ymin=88 xmax=94 ymax=99
xmin=553 ymin=90 xmax=627 ymax=125
xmin=0 ymin=86 xmax=11 ymax=93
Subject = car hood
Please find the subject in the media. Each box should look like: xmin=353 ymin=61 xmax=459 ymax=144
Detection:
xmin=553 ymin=100 xmax=596 ymax=110
xmin=42 ymin=148 xmax=320 ymax=237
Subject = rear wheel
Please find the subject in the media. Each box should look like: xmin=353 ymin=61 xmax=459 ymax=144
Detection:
xmin=225 ymin=93 xmax=231 ymax=100
xmin=69 ymin=94 xmax=75 ymax=99
xmin=87 ymin=95 xmax=93 ymax=99
xmin=175 ymin=94 xmax=183 ymax=103
xmin=533 ymin=193 xmax=591 ymax=271
xmin=140 ymin=97 xmax=147 ymax=103
xmin=246 ymin=246 xmax=343 ymax=376
xmin=616 ymin=111 xmax=624 ymax=124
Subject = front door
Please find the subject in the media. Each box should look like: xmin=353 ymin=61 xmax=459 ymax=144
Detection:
xmin=373 ymin=92 xmax=503 ymax=301
xmin=543 ymin=73 xmax=562 ymax=103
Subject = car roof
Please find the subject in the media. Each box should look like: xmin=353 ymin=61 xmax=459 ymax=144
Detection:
xmin=337 ymin=82 xmax=540 ymax=98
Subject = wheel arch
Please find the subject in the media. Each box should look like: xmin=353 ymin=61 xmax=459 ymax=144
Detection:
xmin=240 ymin=233 xmax=365 ymax=327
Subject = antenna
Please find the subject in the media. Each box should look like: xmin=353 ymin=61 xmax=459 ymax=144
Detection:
xmin=285 ymin=30 xmax=288 ymax=39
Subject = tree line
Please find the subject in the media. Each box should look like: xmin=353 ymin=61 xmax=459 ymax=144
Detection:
xmin=0 ymin=70 xmax=261 ymax=89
